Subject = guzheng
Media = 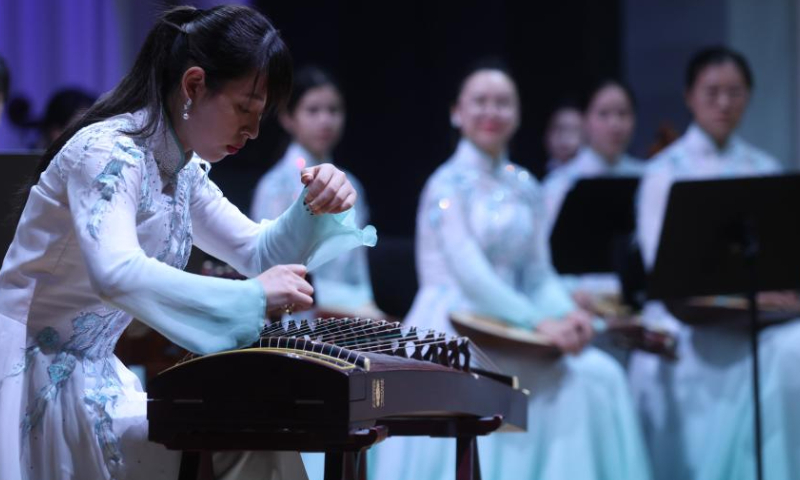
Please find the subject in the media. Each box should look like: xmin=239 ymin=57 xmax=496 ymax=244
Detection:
xmin=147 ymin=317 xmax=527 ymax=467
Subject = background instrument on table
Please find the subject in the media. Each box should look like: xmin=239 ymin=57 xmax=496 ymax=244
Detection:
xmin=451 ymin=308 xmax=677 ymax=360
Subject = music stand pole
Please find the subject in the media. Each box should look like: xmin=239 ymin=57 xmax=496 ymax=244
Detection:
xmin=742 ymin=218 xmax=763 ymax=480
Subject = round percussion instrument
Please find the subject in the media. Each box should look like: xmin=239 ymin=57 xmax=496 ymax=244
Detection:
xmin=450 ymin=311 xmax=561 ymax=357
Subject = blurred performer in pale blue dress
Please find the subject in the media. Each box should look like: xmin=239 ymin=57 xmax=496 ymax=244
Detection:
xmin=543 ymin=99 xmax=584 ymax=174
xmin=250 ymin=66 xmax=382 ymax=320
xmin=544 ymin=80 xmax=646 ymax=231
xmin=370 ymin=64 xmax=651 ymax=480
xmin=543 ymin=80 xmax=647 ymax=301
xmin=630 ymin=46 xmax=800 ymax=480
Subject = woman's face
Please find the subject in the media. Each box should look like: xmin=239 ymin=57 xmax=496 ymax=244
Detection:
xmin=584 ymin=84 xmax=635 ymax=162
xmin=281 ymin=85 xmax=345 ymax=159
xmin=545 ymin=107 xmax=584 ymax=162
xmin=685 ymin=61 xmax=750 ymax=145
xmin=452 ymin=70 xmax=520 ymax=158
xmin=182 ymin=69 xmax=267 ymax=163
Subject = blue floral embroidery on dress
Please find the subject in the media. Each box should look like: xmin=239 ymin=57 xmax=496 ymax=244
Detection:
xmin=46 ymin=355 xmax=75 ymax=384
xmin=94 ymin=160 xmax=127 ymax=198
xmin=138 ymin=150 xmax=155 ymax=215
xmin=51 ymin=118 xmax=134 ymax=181
xmin=22 ymin=352 xmax=77 ymax=434
xmin=22 ymin=311 xmax=128 ymax=437
xmin=87 ymin=138 xmax=144 ymax=240
xmin=157 ymin=168 xmax=193 ymax=269
xmin=65 ymin=310 xmax=130 ymax=360
xmin=85 ymin=387 xmax=124 ymax=475
xmin=0 ymin=327 xmax=60 ymax=387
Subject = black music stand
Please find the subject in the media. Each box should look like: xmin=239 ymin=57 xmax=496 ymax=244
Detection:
xmin=549 ymin=176 xmax=653 ymax=318
xmin=550 ymin=177 xmax=640 ymax=275
xmin=646 ymin=174 xmax=800 ymax=480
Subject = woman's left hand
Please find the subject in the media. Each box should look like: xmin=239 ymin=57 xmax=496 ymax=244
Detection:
xmin=300 ymin=164 xmax=357 ymax=214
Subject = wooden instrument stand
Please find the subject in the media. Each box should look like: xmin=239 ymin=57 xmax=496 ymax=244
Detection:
xmin=175 ymin=416 xmax=503 ymax=480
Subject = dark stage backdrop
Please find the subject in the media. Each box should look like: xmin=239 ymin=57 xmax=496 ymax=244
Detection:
xmin=212 ymin=0 xmax=621 ymax=238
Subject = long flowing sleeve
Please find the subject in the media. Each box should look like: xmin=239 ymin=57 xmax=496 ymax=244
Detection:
xmin=190 ymin=161 xmax=377 ymax=278
xmin=312 ymin=173 xmax=376 ymax=309
xmin=248 ymin=163 xmax=377 ymax=310
xmin=65 ymin=135 xmax=268 ymax=355
xmin=426 ymin=176 xmax=573 ymax=328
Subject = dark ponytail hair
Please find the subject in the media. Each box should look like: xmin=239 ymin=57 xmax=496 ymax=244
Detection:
xmin=35 ymin=4 xmax=292 ymax=183
xmin=285 ymin=65 xmax=342 ymax=114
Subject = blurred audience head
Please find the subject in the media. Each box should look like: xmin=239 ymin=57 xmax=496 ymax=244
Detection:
xmin=544 ymin=98 xmax=584 ymax=167
xmin=40 ymin=88 xmax=96 ymax=147
xmin=451 ymin=58 xmax=520 ymax=159
xmin=582 ymin=79 xmax=636 ymax=163
xmin=684 ymin=46 xmax=752 ymax=146
xmin=279 ymin=65 xmax=345 ymax=160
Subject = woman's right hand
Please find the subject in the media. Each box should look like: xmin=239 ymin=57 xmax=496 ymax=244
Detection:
xmin=535 ymin=310 xmax=594 ymax=355
xmin=255 ymin=264 xmax=314 ymax=314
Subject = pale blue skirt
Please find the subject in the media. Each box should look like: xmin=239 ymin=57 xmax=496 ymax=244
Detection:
xmin=366 ymin=286 xmax=652 ymax=480
xmin=630 ymin=305 xmax=800 ymax=480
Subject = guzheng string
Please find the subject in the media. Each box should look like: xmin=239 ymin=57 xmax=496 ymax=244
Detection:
xmin=271 ymin=319 xmax=440 ymax=351
xmin=313 ymin=320 xmax=406 ymax=345
xmin=267 ymin=320 xmax=427 ymax=354
xmin=267 ymin=318 xmax=402 ymax=346
xmin=259 ymin=317 xmax=500 ymax=372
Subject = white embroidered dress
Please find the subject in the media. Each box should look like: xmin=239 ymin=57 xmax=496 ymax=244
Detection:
xmin=0 ymin=110 xmax=375 ymax=480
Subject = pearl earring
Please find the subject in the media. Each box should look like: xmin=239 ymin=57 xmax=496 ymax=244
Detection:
xmin=182 ymin=98 xmax=192 ymax=120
